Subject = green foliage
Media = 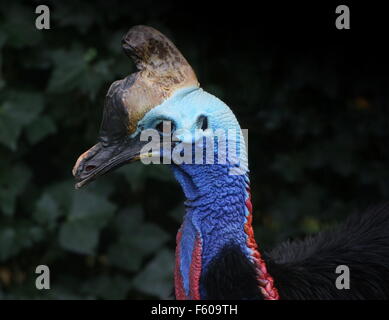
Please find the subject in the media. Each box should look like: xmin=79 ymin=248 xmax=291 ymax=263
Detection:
xmin=0 ymin=0 xmax=388 ymax=300
xmin=0 ymin=164 xmax=31 ymax=216
xmin=0 ymin=92 xmax=44 ymax=150
xmin=132 ymin=249 xmax=175 ymax=299
xmin=106 ymin=207 xmax=170 ymax=272
xmin=0 ymin=1 xmax=179 ymax=299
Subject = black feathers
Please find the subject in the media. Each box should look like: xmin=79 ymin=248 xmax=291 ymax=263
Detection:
xmin=201 ymin=245 xmax=264 ymax=300
xmin=267 ymin=202 xmax=389 ymax=299
xmin=201 ymin=203 xmax=389 ymax=299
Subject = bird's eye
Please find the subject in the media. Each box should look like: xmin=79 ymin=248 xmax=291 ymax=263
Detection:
xmin=197 ymin=115 xmax=208 ymax=130
xmin=155 ymin=120 xmax=175 ymax=134
xmin=156 ymin=121 xmax=164 ymax=132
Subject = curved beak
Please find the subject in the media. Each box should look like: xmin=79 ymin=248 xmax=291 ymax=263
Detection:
xmin=72 ymin=134 xmax=146 ymax=189
xmin=73 ymin=25 xmax=199 ymax=189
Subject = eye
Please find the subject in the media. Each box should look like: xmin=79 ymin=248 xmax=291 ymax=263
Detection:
xmin=197 ymin=115 xmax=208 ymax=130
xmin=155 ymin=120 xmax=175 ymax=133
xmin=155 ymin=121 xmax=164 ymax=132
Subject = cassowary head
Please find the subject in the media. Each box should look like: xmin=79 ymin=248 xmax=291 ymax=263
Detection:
xmin=72 ymin=27 xmax=276 ymax=301
xmin=73 ymin=25 xmax=246 ymax=189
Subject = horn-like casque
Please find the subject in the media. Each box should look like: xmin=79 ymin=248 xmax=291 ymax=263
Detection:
xmin=72 ymin=25 xmax=199 ymax=185
xmin=114 ymin=25 xmax=199 ymax=134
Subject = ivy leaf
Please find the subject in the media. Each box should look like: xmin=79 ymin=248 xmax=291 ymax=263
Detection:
xmin=0 ymin=103 xmax=21 ymax=150
xmin=107 ymin=208 xmax=170 ymax=272
xmin=47 ymin=48 xmax=113 ymax=100
xmin=0 ymin=92 xmax=44 ymax=150
xmin=4 ymin=91 xmax=44 ymax=126
xmin=1 ymin=4 xmax=42 ymax=48
xmin=132 ymin=249 xmax=174 ymax=299
xmin=81 ymin=59 xmax=113 ymax=100
xmin=0 ymin=164 xmax=31 ymax=216
xmin=0 ymin=222 xmax=44 ymax=261
xmin=33 ymin=193 xmax=61 ymax=229
xmin=26 ymin=115 xmax=57 ymax=144
xmin=44 ymin=180 xmax=75 ymax=216
xmin=59 ymin=222 xmax=100 ymax=256
xmin=125 ymin=223 xmax=170 ymax=255
xmin=47 ymin=49 xmax=88 ymax=93
xmin=0 ymin=226 xmax=15 ymax=261
xmin=58 ymin=190 xmax=115 ymax=255
xmin=68 ymin=190 xmax=115 ymax=228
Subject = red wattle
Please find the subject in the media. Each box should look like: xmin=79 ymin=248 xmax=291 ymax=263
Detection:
xmin=189 ymin=234 xmax=202 ymax=299
xmin=174 ymin=229 xmax=187 ymax=300
xmin=245 ymin=188 xmax=280 ymax=300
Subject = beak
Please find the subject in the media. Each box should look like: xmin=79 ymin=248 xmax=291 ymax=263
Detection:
xmin=72 ymin=134 xmax=146 ymax=189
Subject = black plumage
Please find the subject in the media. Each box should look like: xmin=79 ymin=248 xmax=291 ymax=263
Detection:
xmin=202 ymin=203 xmax=389 ymax=299
xmin=202 ymin=245 xmax=264 ymax=300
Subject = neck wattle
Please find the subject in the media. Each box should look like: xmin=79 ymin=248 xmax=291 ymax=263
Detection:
xmin=171 ymin=162 xmax=279 ymax=300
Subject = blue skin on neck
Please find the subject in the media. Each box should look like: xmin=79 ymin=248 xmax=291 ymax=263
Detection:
xmin=172 ymin=163 xmax=252 ymax=298
xmin=137 ymin=87 xmax=253 ymax=298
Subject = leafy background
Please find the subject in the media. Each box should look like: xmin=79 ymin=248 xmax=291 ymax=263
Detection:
xmin=0 ymin=1 xmax=388 ymax=299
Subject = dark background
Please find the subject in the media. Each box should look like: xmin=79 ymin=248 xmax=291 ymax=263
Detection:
xmin=0 ymin=0 xmax=388 ymax=299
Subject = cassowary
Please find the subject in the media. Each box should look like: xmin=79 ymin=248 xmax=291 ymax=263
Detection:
xmin=73 ymin=26 xmax=389 ymax=300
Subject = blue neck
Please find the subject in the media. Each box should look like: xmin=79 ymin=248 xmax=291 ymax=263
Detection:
xmin=172 ymin=162 xmax=253 ymax=299
xmin=137 ymin=86 xmax=255 ymax=298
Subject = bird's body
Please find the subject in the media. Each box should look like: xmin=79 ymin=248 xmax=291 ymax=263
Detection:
xmin=147 ymin=87 xmax=389 ymax=300
xmin=267 ymin=203 xmax=389 ymax=299
xmin=153 ymin=87 xmax=278 ymax=299
xmin=201 ymin=202 xmax=389 ymax=299
xmin=73 ymin=25 xmax=389 ymax=300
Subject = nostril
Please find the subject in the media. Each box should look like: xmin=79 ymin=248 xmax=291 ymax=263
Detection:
xmin=85 ymin=165 xmax=96 ymax=172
